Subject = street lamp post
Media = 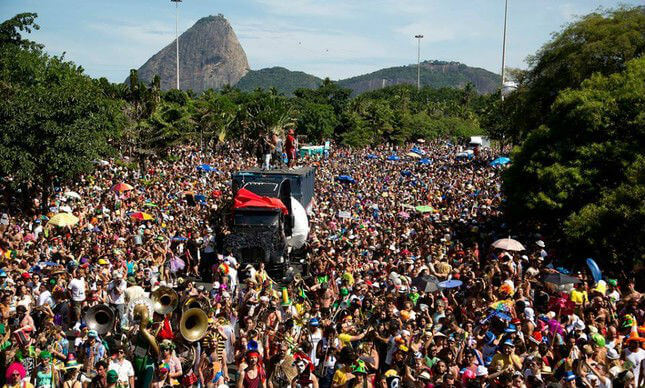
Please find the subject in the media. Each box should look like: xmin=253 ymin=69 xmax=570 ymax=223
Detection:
xmin=415 ymin=34 xmax=423 ymax=90
xmin=501 ymin=0 xmax=508 ymax=100
xmin=171 ymin=0 xmax=182 ymax=90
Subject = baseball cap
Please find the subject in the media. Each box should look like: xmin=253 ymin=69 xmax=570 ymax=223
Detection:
xmin=502 ymin=339 xmax=515 ymax=347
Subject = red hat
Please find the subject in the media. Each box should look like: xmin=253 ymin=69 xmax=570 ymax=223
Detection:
xmin=511 ymin=318 xmax=521 ymax=325
xmin=21 ymin=272 xmax=30 ymax=279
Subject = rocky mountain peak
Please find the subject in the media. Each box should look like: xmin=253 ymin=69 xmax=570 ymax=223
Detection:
xmin=127 ymin=14 xmax=249 ymax=93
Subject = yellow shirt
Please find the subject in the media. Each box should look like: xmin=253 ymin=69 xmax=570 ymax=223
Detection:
xmin=4 ymin=383 xmax=35 ymax=388
xmin=332 ymin=365 xmax=352 ymax=386
xmin=570 ymin=289 xmax=588 ymax=305
xmin=490 ymin=353 xmax=521 ymax=371
xmin=338 ymin=333 xmax=353 ymax=347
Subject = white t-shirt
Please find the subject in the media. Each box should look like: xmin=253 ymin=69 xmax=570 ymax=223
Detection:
xmin=38 ymin=290 xmax=54 ymax=307
xmin=109 ymin=359 xmax=135 ymax=383
xmin=224 ymin=255 xmax=238 ymax=268
xmin=68 ymin=278 xmax=86 ymax=302
xmin=625 ymin=347 xmax=645 ymax=387
xmin=108 ymin=279 xmax=127 ymax=304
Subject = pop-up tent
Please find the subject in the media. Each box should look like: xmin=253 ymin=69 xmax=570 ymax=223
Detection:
xmin=233 ymin=188 xmax=288 ymax=214
xmin=490 ymin=157 xmax=511 ymax=166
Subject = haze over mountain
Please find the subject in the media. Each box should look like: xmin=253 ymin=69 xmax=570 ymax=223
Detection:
xmin=130 ymin=15 xmax=500 ymax=95
xmin=126 ymin=15 xmax=249 ymax=93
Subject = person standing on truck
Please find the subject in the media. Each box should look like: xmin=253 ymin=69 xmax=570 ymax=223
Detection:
xmin=272 ymin=132 xmax=283 ymax=167
xmin=259 ymin=131 xmax=274 ymax=170
xmin=286 ymin=128 xmax=297 ymax=168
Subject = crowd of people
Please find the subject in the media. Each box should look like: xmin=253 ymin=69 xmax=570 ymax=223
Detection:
xmin=0 ymin=138 xmax=643 ymax=388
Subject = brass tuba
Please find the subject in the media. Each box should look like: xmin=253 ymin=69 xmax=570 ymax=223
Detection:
xmin=85 ymin=304 xmax=115 ymax=335
xmin=151 ymin=286 xmax=179 ymax=315
xmin=182 ymin=296 xmax=211 ymax=312
xmin=179 ymin=308 xmax=208 ymax=342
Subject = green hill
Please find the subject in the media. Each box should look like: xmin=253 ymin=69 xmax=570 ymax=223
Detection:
xmin=234 ymin=61 xmax=500 ymax=96
xmin=337 ymin=60 xmax=500 ymax=95
xmin=235 ymin=67 xmax=323 ymax=95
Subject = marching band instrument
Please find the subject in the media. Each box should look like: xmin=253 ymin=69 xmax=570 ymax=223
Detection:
xmin=182 ymin=296 xmax=211 ymax=312
xmin=151 ymin=286 xmax=179 ymax=315
xmin=179 ymin=308 xmax=208 ymax=342
xmin=84 ymin=304 xmax=115 ymax=335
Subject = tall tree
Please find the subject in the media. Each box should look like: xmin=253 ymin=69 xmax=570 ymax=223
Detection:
xmin=511 ymin=7 xmax=645 ymax=138
xmin=0 ymin=14 xmax=119 ymax=203
xmin=504 ymin=57 xmax=645 ymax=268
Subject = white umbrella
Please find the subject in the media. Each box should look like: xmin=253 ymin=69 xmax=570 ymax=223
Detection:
xmin=59 ymin=205 xmax=73 ymax=213
xmin=491 ymin=237 xmax=525 ymax=251
xmin=64 ymin=191 xmax=81 ymax=200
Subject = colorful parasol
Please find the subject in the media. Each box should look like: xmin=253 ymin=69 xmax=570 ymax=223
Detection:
xmin=112 ymin=183 xmax=134 ymax=192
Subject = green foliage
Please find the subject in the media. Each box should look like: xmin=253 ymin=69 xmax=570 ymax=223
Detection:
xmin=0 ymin=43 xmax=119 ymax=198
xmin=236 ymin=67 xmax=323 ymax=96
xmin=295 ymin=101 xmax=337 ymax=142
xmin=194 ymin=89 xmax=238 ymax=144
xmin=337 ymin=60 xmax=501 ymax=95
xmin=511 ymin=7 xmax=645 ymax=139
xmin=505 ymin=57 xmax=645 ymax=268
xmin=0 ymin=13 xmax=42 ymax=50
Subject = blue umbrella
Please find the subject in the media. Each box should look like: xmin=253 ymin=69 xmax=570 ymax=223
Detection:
xmin=386 ymin=154 xmax=400 ymax=161
xmin=410 ymin=146 xmax=426 ymax=155
xmin=336 ymin=175 xmax=356 ymax=184
xmin=439 ymin=279 xmax=463 ymax=288
xmin=586 ymin=258 xmax=602 ymax=283
xmin=438 ymin=280 xmax=463 ymax=289
xmin=418 ymin=158 xmax=432 ymax=165
xmin=196 ymin=164 xmax=218 ymax=172
xmin=195 ymin=194 xmax=206 ymax=202
xmin=366 ymin=154 xmax=378 ymax=160
xmin=490 ymin=157 xmax=511 ymax=166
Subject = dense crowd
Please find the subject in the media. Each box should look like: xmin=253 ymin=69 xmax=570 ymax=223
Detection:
xmin=0 ymin=138 xmax=643 ymax=388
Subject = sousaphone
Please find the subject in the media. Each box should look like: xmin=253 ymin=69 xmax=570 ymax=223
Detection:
xmin=179 ymin=308 xmax=208 ymax=342
xmin=128 ymin=297 xmax=154 ymax=324
xmin=182 ymin=296 xmax=211 ymax=312
xmin=84 ymin=304 xmax=115 ymax=335
xmin=151 ymin=286 xmax=179 ymax=315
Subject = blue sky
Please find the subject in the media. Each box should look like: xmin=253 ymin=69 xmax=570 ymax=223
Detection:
xmin=0 ymin=0 xmax=635 ymax=82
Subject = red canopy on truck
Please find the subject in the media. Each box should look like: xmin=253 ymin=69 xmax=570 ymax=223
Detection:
xmin=233 ymin=188 xmax=288 ymax=215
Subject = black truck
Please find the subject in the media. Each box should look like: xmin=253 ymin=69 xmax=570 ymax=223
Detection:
xmin=224 ymin=167 xmax=315 ymax=277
